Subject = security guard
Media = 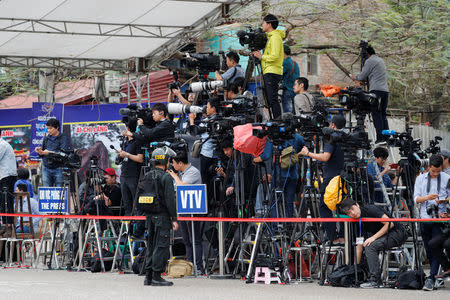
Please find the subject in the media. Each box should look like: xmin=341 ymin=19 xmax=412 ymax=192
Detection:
xmin=141 ymin=147 xmax=178 ymax=286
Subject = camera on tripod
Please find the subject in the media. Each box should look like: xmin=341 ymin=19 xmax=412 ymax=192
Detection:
xmin=237 ymin=28 xmax=268 ymax=51
xmin=339 ymin=87 xmax=376 ymax=114
xmin=49 ymin=149 xmax=81 ymax=170
xmin=161 ymin=52 xmax=227 ymax=75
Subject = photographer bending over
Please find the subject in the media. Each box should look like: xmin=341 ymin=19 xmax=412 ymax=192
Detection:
xmin=339 ymin=198 xmax=407 ymax=288
xmin=251 ymin=14 xmax=285 ymax=119
xmin=413 ymin=154 xmax=450 ymax=291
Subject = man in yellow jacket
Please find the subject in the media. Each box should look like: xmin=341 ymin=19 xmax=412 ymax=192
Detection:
xmin=251 ymin=14 xmax=285 ymax=119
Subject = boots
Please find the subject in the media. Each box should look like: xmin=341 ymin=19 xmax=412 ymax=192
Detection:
xmin=151 ymin=271 xmax=173 ymax=286
xmin=144 ymin=271 xmax=152 ymax=286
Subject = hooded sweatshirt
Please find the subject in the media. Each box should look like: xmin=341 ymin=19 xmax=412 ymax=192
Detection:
xmin=261 ymin=29 xmax=285 ymax=75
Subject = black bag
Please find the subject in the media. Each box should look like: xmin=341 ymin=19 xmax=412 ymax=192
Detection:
xmin=90 ymin=249 xmax=114 ymax=273
xmin=395 ymin=267 xmax=426 ymax=289
xmin=327 ymin=264 xmax=365 ymax=287
xmin=132 ymin=247 xmax=147 ymax=275
xmin=136 ymin=169 xmax=164 ymax=214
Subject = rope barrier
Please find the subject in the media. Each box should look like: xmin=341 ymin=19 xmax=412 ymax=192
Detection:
xmin=1 ymin=212 xmax=449 ymax=223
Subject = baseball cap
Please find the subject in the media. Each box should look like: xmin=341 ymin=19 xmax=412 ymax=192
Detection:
xmin=338 ymin=197 xmax=356 ymax=213
xmin=104 ymin=168 xmax=116 ymax=176
xmin=441 ymin=149 xmax=450 ymax=159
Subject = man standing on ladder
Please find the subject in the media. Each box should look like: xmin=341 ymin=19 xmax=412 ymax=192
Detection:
xmin=251 ymin=14 xmax=285 ymax=120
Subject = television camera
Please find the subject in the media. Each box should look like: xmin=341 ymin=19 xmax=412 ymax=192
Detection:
xmin=237 ymin=28 xmax=268 ymax=52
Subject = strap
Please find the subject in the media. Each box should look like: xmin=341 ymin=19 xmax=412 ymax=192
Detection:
xmin=301 ymin=93 xmax=315 ymax=108
xmin=289 ymin=60 xmax=295 ymax=76
xmin=426 ymin=172 xmax=441 ymax=194
xmin=230 ymin=66 xmax=238 ymax=82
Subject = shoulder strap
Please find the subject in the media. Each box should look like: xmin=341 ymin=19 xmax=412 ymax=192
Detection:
xmin=301 ymin=93 xmax=314 ymax=108
xmin=426 ymin=173 xmax=441 ymax=194
xmin=229 ymin=66 xmax=238 ymax=82
xmin=290 ymin=59 xmax=295 ymax=76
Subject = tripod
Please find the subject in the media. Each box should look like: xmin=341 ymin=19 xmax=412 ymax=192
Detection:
xmin=243 ymin=55 xmax=272 ymax=120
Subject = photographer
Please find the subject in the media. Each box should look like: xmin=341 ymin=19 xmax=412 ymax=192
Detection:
xmin=281 ymin=45 xmax=300 ymax=113
xmin=367 ymin=147 xmax=398 ymax=204
xmin=215 ymin=51 xmax=244 ymax=84
xmin=339 ymin=197 xmax=407 ymax=288
xmin=188 ymin=98 xmax=219 ymax=188
xmin=35 ymin=118 xmax=71 ymax=187
xmin=413 ymin=154 xmax=450 ymax=291
xmin=168 ymin=150 xmax=204 ymax=274
xmin=293 ymin=77 xmax=315 ymax=115
xmin=120 ymin=119 xmax=144 ymax=216
xmin=251 ymin=14 xmax=285 ymax=119
xmin=353 ymin=45 xmax=389 ymax=143
xmin=298 ymin=115 xmax=346 ymax=241
xmin=441 ymin=149 xmax=450 ymax=175
xmin=124 ymin=103 xmax=175 ymax=144
xmin=140 ymin=147 xmax=178 ymax=286
xmin=168 ymin=88 xmax=194 ymax=106
xmin=255 ymin=117 xmax=305 ymax=218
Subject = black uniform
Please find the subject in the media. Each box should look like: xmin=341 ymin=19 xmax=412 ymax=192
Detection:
xmin=143 ymin=167 xmax=177 ymax=274
xmin=133 ymin=119 xmax=175 ymax=145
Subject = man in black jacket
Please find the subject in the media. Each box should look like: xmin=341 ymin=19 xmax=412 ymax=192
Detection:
xmin=140 ymin=147 xmax=178 ymax=286
xmin=125 ymin=103 xmax=175 ymax=145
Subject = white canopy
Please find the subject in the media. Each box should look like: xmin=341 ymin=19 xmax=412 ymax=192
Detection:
xmin=0 ymin=0 xmax=251 ymax=70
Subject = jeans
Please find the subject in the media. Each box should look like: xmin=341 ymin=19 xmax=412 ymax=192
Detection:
xmin=281 ymin=89 xmax=295 ymax=113
xmin=42 ymin=166 xmax=63 ymax=187
xmin=420 ymin=222 xmax=443 ymax=279
xmin=0 ymin=175 xmax=17 ymax=224
xmin=370 ymin=90 xmax=389 ymax=142
xmin=429 ymin=233 xmax=450 ymax=272
xmin=180 ymin=220 xmax=204 ymax=270
xmin=270 ymin=177 xmax=297 ymax=218
xmin=263 ymin=73 xmax=282 ymax=119
xmin=120 ymin=176 xmax=138 ymax=216
xmin=365 ymin=228 xmax=407 ymax=281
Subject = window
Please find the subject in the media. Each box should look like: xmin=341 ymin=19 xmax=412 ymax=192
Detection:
xmin=307 ymin=54 xmax=318 ymax=76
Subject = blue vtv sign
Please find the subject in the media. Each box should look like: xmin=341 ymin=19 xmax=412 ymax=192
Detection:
xmin=176 ymin=184 xmax=207 ymax=214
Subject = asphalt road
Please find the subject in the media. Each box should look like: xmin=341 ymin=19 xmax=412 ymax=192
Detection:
xmin=0 ymin=268 xmax=448 ymax=300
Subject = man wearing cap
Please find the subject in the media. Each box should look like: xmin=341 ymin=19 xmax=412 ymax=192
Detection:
xmin=81 ymin=167 xmax=122 ymax=216
xmin=441 ymin=149 xmax=450 ymax=175
xmin=281 ymin=45 xmax=300 ymax=113
xmin=339 ymin=198 xmax=407 ymax=288
xmin=298 ymin=115 xmax=346 ymax=242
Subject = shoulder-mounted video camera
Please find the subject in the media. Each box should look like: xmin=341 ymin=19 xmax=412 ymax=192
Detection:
xmin=237 ymin=28 xmax=267 ymax=51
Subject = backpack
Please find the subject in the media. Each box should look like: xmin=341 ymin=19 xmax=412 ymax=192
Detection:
xmin=167 ymin=259 xmax=194 ymax=278
xmin=90 ymin=249 xmax=114 ymax=273
xmin=394 ymin=267 xmax=426 ymax=289
xmin=132 ymin=247 xmax=147 ymax=275
xmin=135 ymin=168 xmax=164 ymax=214
xmin=327 ymin=264 xmax=365 ymax=287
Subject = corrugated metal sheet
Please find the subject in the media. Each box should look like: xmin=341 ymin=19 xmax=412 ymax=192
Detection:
xmin=120 ymin=69 xmax=173 ymax=104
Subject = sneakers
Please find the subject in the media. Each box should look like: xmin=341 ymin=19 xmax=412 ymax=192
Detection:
xmin=422 ymin=278 xmax=435 ymax=291
xmin=360 ymin=281 xmax=380 ymax=288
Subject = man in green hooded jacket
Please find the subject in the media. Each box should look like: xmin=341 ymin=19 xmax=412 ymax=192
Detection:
xmin=251 ymin=14 xmax=285 ymax=119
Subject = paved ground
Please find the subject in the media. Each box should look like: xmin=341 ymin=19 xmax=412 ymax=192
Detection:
xmin=0 ymin=268 xmax=448 ymax=300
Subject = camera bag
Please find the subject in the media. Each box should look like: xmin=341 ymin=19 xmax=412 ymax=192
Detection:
xmin=280 ymin=146 xmax=299 ymax=169
xmin=136 ymin=169 xmax=163 ymax=214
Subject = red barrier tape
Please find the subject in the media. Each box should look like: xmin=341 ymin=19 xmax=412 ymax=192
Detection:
xmin=0 ymin=213 xmax=449 ymax=223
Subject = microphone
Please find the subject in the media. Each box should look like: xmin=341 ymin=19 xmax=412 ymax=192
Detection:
xmin=110 ymin=145 xmax=120 ymax=153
